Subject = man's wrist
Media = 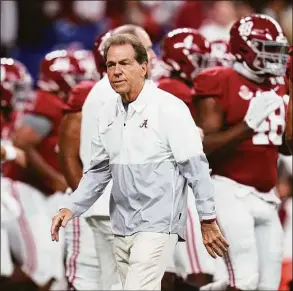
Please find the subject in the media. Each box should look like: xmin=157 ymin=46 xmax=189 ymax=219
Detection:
xmin=200 ymin=218 xmax=216 ymax=224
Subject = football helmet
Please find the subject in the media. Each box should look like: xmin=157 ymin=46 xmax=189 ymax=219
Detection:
xmin=38 ymin=50 xmax=97 ymax=99
xmin=161 ymin=28 xmax=212 ymax=81
xmin=229 ymin=14 xmax=289 ymax=76
xmin=93 ymin=31 xmax=112 ymax=79
xmin=0 ymin=58 xmax=33 ymax=111
xmin=210 ymin=40 xmax=235 ymax=67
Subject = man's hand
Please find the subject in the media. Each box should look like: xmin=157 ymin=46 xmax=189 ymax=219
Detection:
xmin=51 ymin=208 xmax=72 ymax=242
xmin=201 ymin=220 xmax=229 ymax=259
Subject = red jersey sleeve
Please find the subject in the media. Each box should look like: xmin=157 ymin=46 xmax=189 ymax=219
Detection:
xmin=193 ymin=67 xmax=228 ymax=111
xmin=64 ymin=80 xmax=95 ymax=113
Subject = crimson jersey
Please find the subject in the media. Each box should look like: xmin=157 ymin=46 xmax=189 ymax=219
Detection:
xmin=157 ymin=77 xmax=196 ymax=117
xmin=3 ymin=90 xmax=64 ymax=195
xmin=64 ymin=80 xmax=95 ymax=113
xmin=194 ymin=66 xmax=288 ymax=192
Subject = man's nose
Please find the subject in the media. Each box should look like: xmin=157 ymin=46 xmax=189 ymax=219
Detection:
xmin=114 ymin=64 xmax=122 ymax=75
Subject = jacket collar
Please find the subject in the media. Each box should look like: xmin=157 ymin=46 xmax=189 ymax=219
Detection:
xmin=117 ymin=80 xmax=155 ymax=114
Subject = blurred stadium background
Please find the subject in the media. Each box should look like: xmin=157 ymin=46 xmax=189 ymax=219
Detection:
xmin=1 ymin=0 xmax=292 ymax=85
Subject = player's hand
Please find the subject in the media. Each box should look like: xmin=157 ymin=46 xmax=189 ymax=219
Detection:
xmin=51 ymin=208 xmax=72 ymax=242
xmin=244 ymin=90 xmax=283 ymax=130
xmin=201 ymin=220 xmax=229 ymax=259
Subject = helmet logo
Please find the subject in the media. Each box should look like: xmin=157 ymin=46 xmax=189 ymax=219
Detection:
xmin=50 ymin=58 xmax=70 ymax=72
xmin=239 ymin=21 xmax=253 ymax=38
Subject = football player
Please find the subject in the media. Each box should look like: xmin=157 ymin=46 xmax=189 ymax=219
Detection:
xmin=5 ymin=50 xmax=97 ymax=291
xmin=157 ymin=28 xmax=217 ymax=289
xmin=193 ymin=14 xmax=290 ymax=290
xmin=0 ymin=58 xmax=59 ymax=291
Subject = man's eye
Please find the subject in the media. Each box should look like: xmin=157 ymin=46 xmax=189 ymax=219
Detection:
xmin=121 ymin=62 xmax=130 ymax=67
xmin=107 ymin=63 xmax=114 ymax=68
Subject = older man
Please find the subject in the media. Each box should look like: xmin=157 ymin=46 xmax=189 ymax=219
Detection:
xmin=52 ymin=34 xmax=228 ymax=290
xmin=58 ymin=25 xmax=156 ymax=290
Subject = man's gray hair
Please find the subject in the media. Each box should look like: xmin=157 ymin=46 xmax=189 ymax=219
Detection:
xmin=103 ymin=33 xmax=148 ymax=66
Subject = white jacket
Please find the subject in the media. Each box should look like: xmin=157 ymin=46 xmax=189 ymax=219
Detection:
xmin=64 ymin=80 xmax=216 ymax=240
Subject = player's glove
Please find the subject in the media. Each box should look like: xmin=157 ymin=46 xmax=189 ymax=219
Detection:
xmin=244 ymin=90 xmax=283 ymax=130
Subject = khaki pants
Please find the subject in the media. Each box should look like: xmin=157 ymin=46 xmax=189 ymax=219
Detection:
xmin=86 ymin=216 xmax=122 ymax=290
xmin=114 ymin=232 xmax=178 ymax=290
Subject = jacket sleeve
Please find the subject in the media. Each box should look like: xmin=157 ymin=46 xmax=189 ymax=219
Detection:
xmin=61 ymin=123 xmax=111 ymax=218
xmin=165 ymin=99 xmax=216 ymax=221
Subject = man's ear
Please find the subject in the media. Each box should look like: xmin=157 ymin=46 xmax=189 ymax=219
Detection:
xmin=140 ymin=62 xmax=148 ymax=78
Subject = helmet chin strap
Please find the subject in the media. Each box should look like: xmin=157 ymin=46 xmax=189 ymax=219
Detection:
xmin=234 ymin=62 xmax=265 ymax=84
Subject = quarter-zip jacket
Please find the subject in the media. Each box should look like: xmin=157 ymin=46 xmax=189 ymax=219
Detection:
xmin=63 ymin=80 xmax=216 ymax=240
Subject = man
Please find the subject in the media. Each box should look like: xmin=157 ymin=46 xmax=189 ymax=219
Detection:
xmin=157 ymin=28 xmax=217 ymax=289
xmin=59 ymin=24 xmax=156 ymax=290
xmin=52 ymin=33 xmax=228 ymax=290
xmin=285 ymin=46 xmax=292 ymax=152
xmin=193 ymin=14 xmax=290 ymax=290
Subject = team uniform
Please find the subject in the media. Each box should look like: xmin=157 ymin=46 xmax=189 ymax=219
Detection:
xmin=62 ymin=80 xmax=102 ymax=291
xmin=3 ymin=89 xmax=67 ymax=286
xmin=194 ymin=63 xmax=288 ymax=290
xmin=1 ymin=58 xmax=66 ymax=288
xmin=279 ymin=46 xmax=293 ymax=291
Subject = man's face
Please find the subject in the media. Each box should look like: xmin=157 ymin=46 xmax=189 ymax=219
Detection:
xmin=135 ymin=28 xmax=156 ymax=77
xmin=106 ymin=44 xmax=147 ymax=95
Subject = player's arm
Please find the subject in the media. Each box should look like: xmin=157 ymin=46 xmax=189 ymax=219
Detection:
xmin=58 ymin=112 xmax=83 ymax=191
xmin=285 ymin=81 xmax=293 ymax=152
xmin=194 ymin=98 xmax=253 ymax=156
xmin=13 ymin=114 xmax=67 ymax=192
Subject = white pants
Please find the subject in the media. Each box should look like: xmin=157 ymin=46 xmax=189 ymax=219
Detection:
xmin=167 ymin=189 xmax=215 ymax=278
xmin=206 ymin=176 xmax=284 ymax=290
xmin=1 ymin=178 xmax=65 ymax=286
xmin=114 ymin=232 xmax=178 ymax=290
xmin=65 ymin=216 xmax=100 ymax=290
xmin=86 ymin=216 xmax=122 ymax=290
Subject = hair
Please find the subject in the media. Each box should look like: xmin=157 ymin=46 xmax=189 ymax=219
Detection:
xmin=112 ymin=24 xmax=139 ymax=36
xmin=103 ymin=33 xmax=148 ymax=66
